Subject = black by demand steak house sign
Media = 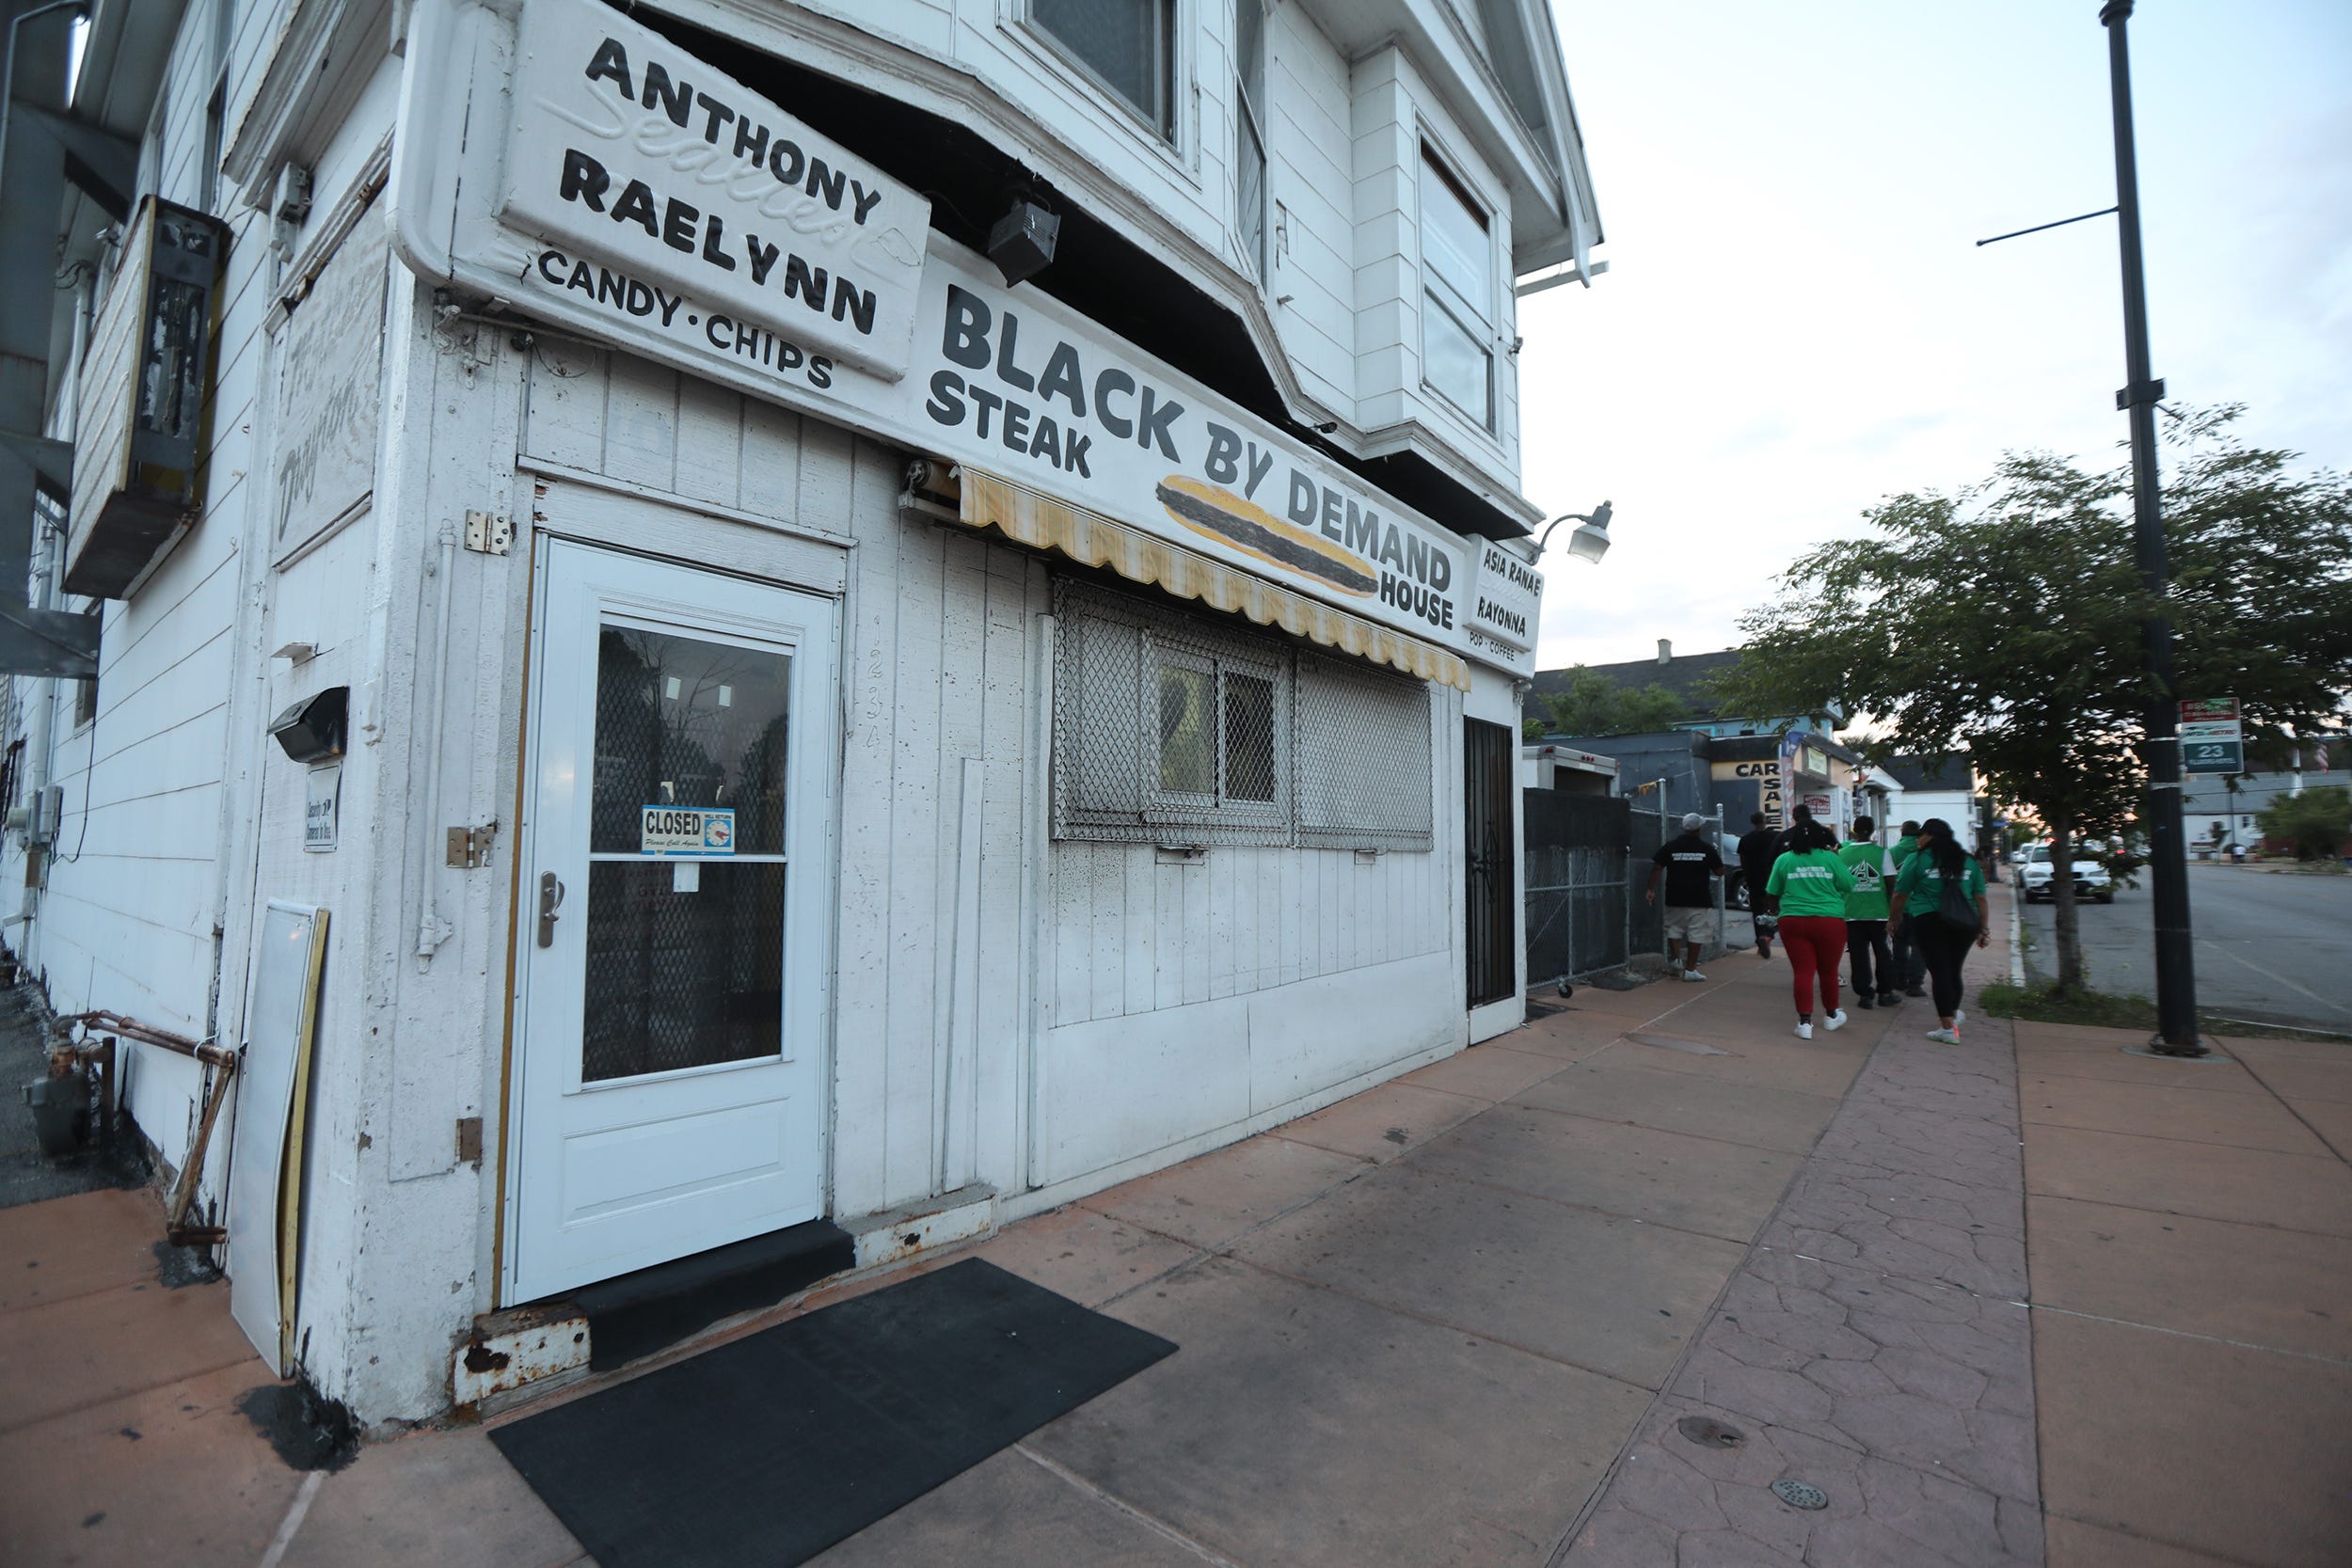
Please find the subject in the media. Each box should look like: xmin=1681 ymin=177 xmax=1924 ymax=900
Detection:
xmin=392 ymin=0 xmax=1540 ymax=675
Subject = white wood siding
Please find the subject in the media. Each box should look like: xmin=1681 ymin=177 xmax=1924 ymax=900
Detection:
xmin=519 ymin=342 xmax=1473 ymax=1216
xmin=518 ymin=344 xmax=1051 ymax=1222
xmin=23 ymin=1 xmax=278 ymax=1176
xmin=666 ymin=0 xmax=1533 ymax=499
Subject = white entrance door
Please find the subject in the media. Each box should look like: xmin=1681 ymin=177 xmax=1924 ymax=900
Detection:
xmin=510 ymin=536 xmax=837 ymax=1302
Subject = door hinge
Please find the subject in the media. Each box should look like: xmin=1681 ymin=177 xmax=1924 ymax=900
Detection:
xmin=446 ymin=824 xmax=498 ymax=868
xmin=463 ymin=509 xmax=514 ymax=555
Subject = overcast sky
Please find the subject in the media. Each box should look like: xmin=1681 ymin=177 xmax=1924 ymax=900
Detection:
xmin=1516 ymin=1 xmax=2352 ymax=673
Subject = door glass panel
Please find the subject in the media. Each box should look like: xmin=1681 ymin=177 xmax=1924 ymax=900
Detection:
xmin=581 ymin=623 xmax=794 ymax=1084
xmin=591 ymin=626 xmax=792 ymax=854
xmin=581 ymin=863 xmax=785 ymax=1082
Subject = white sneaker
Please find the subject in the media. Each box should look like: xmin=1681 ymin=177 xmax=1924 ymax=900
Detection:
xmin=1822 ymin=1009 xmax=1848 ymax=1032
xmin=1926 ymin=1027 xmax=1960 ymax=1044
xmin=1953 ymin=1008 xmax=1965 ymax=1026
xmin=1681 ymin=970 xmax=1707 ymax=982
xmin=1793 ymin=1021 xmax=1814 ymax=1040
xmin=1668 ymin=962 xmax=1685 ymax=978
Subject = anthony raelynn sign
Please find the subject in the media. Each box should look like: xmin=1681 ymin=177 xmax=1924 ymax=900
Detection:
xmin=401 ymin=0 xmax=930 ymax=378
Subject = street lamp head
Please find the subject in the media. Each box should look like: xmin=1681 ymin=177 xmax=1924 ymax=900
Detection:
xmin=1537 ymin=500 xmax=1613 ymax=563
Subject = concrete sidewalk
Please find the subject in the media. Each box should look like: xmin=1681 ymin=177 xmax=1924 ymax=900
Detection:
xmin=3 ymin=892 xmax=2346 ymax=1566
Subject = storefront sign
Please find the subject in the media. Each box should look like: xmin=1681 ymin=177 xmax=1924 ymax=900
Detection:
xmin=641 ymin=806 xmax=736 ymax=856
xmin=407 ymin=0 xmax=929 ymax=378
xmin=392 ymin=0 xmax=1533 ymax=675
xmin=1468 ymin=541 xmax=1543 ymax=654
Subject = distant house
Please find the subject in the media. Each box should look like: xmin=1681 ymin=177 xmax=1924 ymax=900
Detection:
xmin=1529 ymin=641 xmax=1873 ymax=832
xmin=1881 ymin=756 xmax=1982 ymax=852
xmin=1529 ymin=640 xmax=1837 ymax=738
xmin=2184 ymin=766 xmax=2348 ymax=856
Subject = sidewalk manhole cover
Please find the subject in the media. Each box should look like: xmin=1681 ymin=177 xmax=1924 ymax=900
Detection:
xmin=1771 ymin=1480 xmax=1829 ymax=1511
xmin=1676 ymin=1416 xmax=1744 ymax=1449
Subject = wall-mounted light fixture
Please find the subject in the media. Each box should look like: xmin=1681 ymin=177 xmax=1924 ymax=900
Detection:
xmin=1534 ymin=500 xmax=1613 ymax=564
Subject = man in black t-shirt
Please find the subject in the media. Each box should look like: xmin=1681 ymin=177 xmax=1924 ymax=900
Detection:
xmin=1736 ymin=811 xmax=1787 ymax=959
xmin=1646 ymin=813 xmax=1724 ymax=980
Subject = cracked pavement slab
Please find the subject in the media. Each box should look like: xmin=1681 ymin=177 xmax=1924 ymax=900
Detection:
xmin=1563 ymin=986 xmax=2045 ymax=1567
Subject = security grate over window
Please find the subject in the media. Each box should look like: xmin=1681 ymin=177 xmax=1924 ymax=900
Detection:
xmin=1052 ymin=579 xmax=1433 ymax=851
xmin=1297 ymin=653 xmax=1435 ymax=850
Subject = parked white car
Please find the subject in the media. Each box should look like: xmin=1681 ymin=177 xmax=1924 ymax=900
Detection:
xmin=2019 ymin=844 xmax=2114 ymax=903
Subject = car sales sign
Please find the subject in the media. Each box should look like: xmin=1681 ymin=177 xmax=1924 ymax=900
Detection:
xmin=400 ymin=0 xmax=930 ymax=378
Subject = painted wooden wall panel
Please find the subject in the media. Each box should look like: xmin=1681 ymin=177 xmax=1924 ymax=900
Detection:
xmin=518 ymin=345 xmax=1055 ymax=1220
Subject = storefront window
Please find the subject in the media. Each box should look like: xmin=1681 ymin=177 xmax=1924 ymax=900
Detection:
xmin=1054 ymin=580 xmax=1433 ymax=850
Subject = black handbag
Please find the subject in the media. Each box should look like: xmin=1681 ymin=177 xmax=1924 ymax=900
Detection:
xmin=1936 ymin=859 xmax=1981 ymax=935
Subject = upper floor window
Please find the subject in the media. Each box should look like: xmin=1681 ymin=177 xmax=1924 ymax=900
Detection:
xmin=1419 ymin=149 xmax=1495 ymax=429
xmin=1032 ymin=0 xmax=1179 ymax=142
xmin=1234 ymin=0 xmax=1267 ymax=277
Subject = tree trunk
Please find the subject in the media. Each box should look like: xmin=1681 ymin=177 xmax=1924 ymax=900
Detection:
xmin=2049 ymin=812 xmax=2085 ymax=995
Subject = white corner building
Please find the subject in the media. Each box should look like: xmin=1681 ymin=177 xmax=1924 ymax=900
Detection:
xmin=0 ymin=0 xmax=1603 ymax=1424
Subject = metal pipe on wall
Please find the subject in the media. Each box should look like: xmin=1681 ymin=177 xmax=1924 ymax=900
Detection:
xmin=413 ymin=525 xmax=457 ymax=965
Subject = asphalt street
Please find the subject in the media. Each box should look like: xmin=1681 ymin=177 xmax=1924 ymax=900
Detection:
xmin=2018 ymin=863 xmax=2352 ymax=1032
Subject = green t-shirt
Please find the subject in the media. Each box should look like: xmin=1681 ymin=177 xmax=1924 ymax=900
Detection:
xmin=1891 ymin=834 xmax=1919 ymax=868
xmin=1893 ymin=852 xmax=1987 ymax=920
xmin=1766 ymin=848 xmax=1855 ymax=918
xmin=1838 ymin=841 xmax=1899 ymax=920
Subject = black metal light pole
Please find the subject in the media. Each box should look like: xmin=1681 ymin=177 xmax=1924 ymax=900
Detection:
xmin=2101 ymin=0 xmax=2203 ymax=1055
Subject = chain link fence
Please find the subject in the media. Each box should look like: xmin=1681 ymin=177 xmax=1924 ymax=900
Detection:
xmin=1527 ymin=795 xmax=1735 ymax=987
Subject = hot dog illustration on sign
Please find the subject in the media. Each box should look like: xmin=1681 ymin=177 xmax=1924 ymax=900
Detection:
xmin=1156 ymin=476 xmax=1376 ymax=596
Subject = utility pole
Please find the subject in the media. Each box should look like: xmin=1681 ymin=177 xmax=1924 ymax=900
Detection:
xmin=2101 ymin=1 xmax=2203 ymax=1055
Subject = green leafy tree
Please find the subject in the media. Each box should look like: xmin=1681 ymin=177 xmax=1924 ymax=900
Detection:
xmin=1530 ymin=668 xmax=1690 ymax=738
xmin=1711 ymin=408 xmax=2351 ymax=993
xmin=2258 ymin=785 xmax=2351 ymax=861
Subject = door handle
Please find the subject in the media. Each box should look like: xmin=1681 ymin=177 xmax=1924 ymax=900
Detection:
xmin=536 ymin=872 xmax=565 ymax=947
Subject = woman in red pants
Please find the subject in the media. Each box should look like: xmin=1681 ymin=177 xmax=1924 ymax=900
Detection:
xmin=1764 ymin=816 xmax=1856 ymax=1038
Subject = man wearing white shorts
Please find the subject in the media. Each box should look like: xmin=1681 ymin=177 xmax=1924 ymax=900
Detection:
xmin=1647 ymin=812 xmax=1724 ymax=980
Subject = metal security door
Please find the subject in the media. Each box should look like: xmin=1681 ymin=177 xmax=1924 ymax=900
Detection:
xmin=1464 ymin=718 xmax=1517 ymax=1006
xmin=510 ymin=536 xmax=837 ymax=1302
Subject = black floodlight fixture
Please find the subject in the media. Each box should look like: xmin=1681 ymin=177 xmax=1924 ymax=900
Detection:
xmin=988 ymin=196 xmax=1060 ymax=286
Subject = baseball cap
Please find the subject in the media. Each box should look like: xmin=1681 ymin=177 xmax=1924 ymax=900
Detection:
xmin=1681 ymin=812 xmax=1706 ymax=831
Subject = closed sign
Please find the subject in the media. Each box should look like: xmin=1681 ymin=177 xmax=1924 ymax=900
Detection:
xmin=640 ymin=806 xmax=736 ymax=856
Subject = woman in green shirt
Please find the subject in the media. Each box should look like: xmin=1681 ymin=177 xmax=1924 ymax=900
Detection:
xmin=1764 ymin=817 xmax=1856 ymax=1039
xmin=1889 ymin=817 xmax=1990 ymax=1043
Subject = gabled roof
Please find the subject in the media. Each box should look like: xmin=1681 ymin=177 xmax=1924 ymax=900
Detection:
xmin=1532 ymin=649 xmax=1740 ymax=712
xmin=1883 ymin=755 xmax=1975 ymax=792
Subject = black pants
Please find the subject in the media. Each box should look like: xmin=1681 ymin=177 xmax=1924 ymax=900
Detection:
xmin=1846 ymin=919 xmax=1893 ymax=996
xmin=1889 ymin=917 xmax=1925 ymax=990
xmin=1908 ymin=914 xmax=1971 ymax=1019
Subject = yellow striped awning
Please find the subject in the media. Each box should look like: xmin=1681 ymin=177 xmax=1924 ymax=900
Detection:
xmin=942 ymin=467 xmax=1470 ymax=691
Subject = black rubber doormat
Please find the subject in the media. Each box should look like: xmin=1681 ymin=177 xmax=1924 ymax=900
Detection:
xmin=488 ymin=1259 xmax=1177 ymax=1568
